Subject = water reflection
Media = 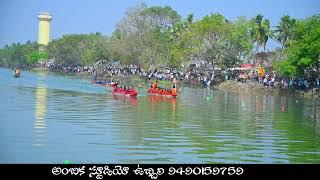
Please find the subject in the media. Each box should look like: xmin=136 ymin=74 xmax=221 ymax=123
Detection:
xmin=1 ymin=67 xmax=320 ymax=163
xmin=147 ymin=96 xmax=177 ymax=116
xmin=280 ymin=96 xmax=288 ymax=112
xmin=171 ymin=98 xmax=176 ymax=114
xmin=112 ymin=94 xmax=137 ymax=110
xmin=33 ymin=84 xmax=47 ymax=147
xmin=306 ymin=99 xmax=320 ymax=120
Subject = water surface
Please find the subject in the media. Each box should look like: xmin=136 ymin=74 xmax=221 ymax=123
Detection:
xmin=0 ymin=67 xmax=319 ymax=163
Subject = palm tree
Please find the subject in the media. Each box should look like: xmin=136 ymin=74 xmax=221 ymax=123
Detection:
xmin=273 ymin=15 xmax=296 ymax=53
xmin=250 ymin=14 xmax=271 ymax=53
xmin=187 ymin=13 xmax=194 ymax=24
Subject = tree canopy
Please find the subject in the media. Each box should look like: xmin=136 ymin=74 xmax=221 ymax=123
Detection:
xmin=0 ymin=3 xmax=319 ymax=80
xmin=250 ymin=14 xmax=271 ymax=53
xmin=46 ymin=33 xmax=110 ymax=66
xmin=274 ymin=14 xmax=320 ymax=78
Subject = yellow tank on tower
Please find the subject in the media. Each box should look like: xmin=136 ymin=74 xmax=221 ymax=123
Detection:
xmin=37 ymin=12 xmax=52 ymax=46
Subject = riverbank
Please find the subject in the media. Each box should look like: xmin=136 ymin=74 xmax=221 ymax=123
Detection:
xmin=215 ymin=80 xmax=319 ymax=98
xmin=94 ymin=73 xmax=320 ymax=99
xmin=10 ymin=66 xmax=320 ymax=98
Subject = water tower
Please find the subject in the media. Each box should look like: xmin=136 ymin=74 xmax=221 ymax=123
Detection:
xmin=37 ymin=12 xmax=52 ymax=46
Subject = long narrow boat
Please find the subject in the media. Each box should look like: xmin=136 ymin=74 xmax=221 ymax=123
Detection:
xmin=112 ymin=88 xmax=138 ymax=97
xmin=147 ymin=89 xmax=178 ymax=98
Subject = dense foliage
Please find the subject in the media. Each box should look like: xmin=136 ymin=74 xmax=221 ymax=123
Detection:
xmin=0 ymin=3 xmax=319 ymax=79
xmin=274 ymin=14 xmax=320 ymax=78
xmin=171 ymin=14 xmax=253 ymax=68
xmin=46 ymin=33 xmax=110 ymax=66
xmin=0 ymin=41 xmax=40 ymax=68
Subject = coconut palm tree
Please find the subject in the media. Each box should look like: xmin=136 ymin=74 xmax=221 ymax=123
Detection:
xmin=187 ymin=13 xmax=194 ymax=24
xmin=250 ymin=14 xmax=271 ymax=53
xmin=273 ymin=15 xmax=296 ymax=52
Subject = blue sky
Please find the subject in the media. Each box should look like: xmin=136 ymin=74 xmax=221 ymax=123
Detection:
xmin=0 ymin=0 xmax=319 ymax=49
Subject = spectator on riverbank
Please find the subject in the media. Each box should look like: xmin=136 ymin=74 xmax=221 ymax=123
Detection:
xmin=37 ymin=61 xmax=319 ymax=93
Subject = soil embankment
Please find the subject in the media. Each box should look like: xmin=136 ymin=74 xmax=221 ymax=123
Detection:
xmin=215 ymin=80 xmax=318 ymax=98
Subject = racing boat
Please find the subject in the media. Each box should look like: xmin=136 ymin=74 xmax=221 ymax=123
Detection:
xmin=112 ymin=87 xmax=138 ymax=97
xmin=147 ymin=89 xmax=177 ymax=98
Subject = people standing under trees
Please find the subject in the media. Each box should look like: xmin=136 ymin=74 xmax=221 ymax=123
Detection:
xmin=251 ymin=71 xmax=256 ymax=82
xmin=289 ymin=78 xmax=293 ymax=88
xmin=263 ymin=77 xmax=268 ymax=86
xmin=270 ymin=76 xmax=275 ymax=87
xmin=304 ymin=79 xmax=308 ymax=91
xmin=258 ymin=67 xmax=265 ymax=84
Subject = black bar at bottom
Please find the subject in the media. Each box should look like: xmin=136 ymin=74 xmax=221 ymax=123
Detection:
xmin=0 ymin=164 xmax=319 ymax=179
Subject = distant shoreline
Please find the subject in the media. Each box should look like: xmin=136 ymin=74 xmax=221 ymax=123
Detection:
xmin=2 ymin=66 xmax=317 ymax=98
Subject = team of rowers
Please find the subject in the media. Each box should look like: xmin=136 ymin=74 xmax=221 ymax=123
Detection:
xmin=94 ymin=79 xmax=178 ymax=97
xmin=113 ymin=85 xmax=137 ymax=94
xmin=148 ymin=80 xmax=177 ymax=95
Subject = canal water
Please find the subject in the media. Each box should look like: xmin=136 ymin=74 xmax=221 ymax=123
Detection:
xmin=0 ymin=67 xmax=319 ymax=163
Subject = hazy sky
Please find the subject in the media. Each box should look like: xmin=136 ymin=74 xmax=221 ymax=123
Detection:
xmin=0 ymin=0 xmax=319 ymax=49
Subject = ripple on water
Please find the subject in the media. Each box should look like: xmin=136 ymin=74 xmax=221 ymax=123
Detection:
xmin=1 ymin=68 xmax=320 ymax=163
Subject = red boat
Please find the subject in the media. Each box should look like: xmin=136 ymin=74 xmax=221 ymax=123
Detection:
xmin=147 ymin=89 xmax=178 ymax=98
xmin=112 ymin=87 xmax=138 ymax=97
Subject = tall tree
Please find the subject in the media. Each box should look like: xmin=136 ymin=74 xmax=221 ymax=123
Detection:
xmin=171 ymin=14 xmax=253 ymax=69
xmin=274 ymin=14 xmax=320 ymax=78
xmin=111 ymin=3 xmax=181 ymax=67
xmin=250 ymin=14 xmax=271 ymax=53
xmin=273 ymin=15 xmax=296 ymax=52
xmin=141 ymin=6 xmax=181 ymax=32
xmin=169 ymin=14 xmax=194 ymax=67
